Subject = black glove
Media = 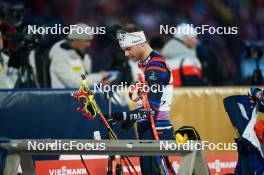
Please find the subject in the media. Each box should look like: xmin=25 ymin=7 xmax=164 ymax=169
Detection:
xmin=103 ymin=108 xmax=153 ymax=125
xmin=120 ymin=120 xmax=135 ymax=133
xmin=103 ymin=112 xmax=124 ymax=125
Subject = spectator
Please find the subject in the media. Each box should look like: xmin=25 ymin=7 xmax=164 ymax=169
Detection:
xmin=149 ymin=36 xmax=164 ymax=54
xmin=0 ymin=50 xmax=17 ymax=88
xmin=162 ymin=23 xmax=206 ymax=87
xmin=102 ymin=25 xmax=133 ymax=85
xmin=0 ymin=15 xmax=18 ymax=88
xmin=49 ymin=23 xmax=109 ymax=88
xmin=240 ymin=43 xmax=264 ymax=85
xmin=196 ymin=39 xmax=229 ymax=86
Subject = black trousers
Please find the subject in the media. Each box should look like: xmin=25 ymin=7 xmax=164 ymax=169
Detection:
xmin=137 ymin=120 xmax=174 ymax=175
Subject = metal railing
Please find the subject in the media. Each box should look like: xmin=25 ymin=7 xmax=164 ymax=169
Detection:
xmin=1 ymin=139 xmax=210 ymax=175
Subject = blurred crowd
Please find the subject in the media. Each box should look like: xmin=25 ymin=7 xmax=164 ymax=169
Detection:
xmin=0 ymin=0 xmax=264 ymax=88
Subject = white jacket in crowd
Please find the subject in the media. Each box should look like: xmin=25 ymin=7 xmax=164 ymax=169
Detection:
xmin=0 ymin=52 xmax=18 ymax=88
xmin=162 ymin=38 xmax=202 ymax=86
xmin=49 ymin=40 xmax=104 ymax=88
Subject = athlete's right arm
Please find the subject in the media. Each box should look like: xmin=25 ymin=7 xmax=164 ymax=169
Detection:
xmin=104 ymin=107 xmax=156 ymax=124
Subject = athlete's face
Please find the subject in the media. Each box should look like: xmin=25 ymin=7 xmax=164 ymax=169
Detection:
xmin=122 ymin=44 xmax=143 ymax=62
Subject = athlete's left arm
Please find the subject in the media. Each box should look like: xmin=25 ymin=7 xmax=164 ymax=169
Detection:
xmin=145 ymin=61 xmax=170 ymax=114
xmin=103 ymin=62 xmax=170 ymax=123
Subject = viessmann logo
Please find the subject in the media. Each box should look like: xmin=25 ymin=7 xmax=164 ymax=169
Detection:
xmin=208 ymin=159 xmax=237 ymax=173
xmin=172 ymin=159 xmax=237 ymax=173
xmin=48 ymin=165 xmax=142 ymax=175
xmin=49 ymin=166 xmax=87 ymax=175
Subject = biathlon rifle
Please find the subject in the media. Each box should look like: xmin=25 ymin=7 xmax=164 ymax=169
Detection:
xmin=71 ymin=74 xmax=139 ymax=175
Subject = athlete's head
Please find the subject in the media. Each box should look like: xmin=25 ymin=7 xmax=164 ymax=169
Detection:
xmin=117 ymin=23 xmax=152 ymax=62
